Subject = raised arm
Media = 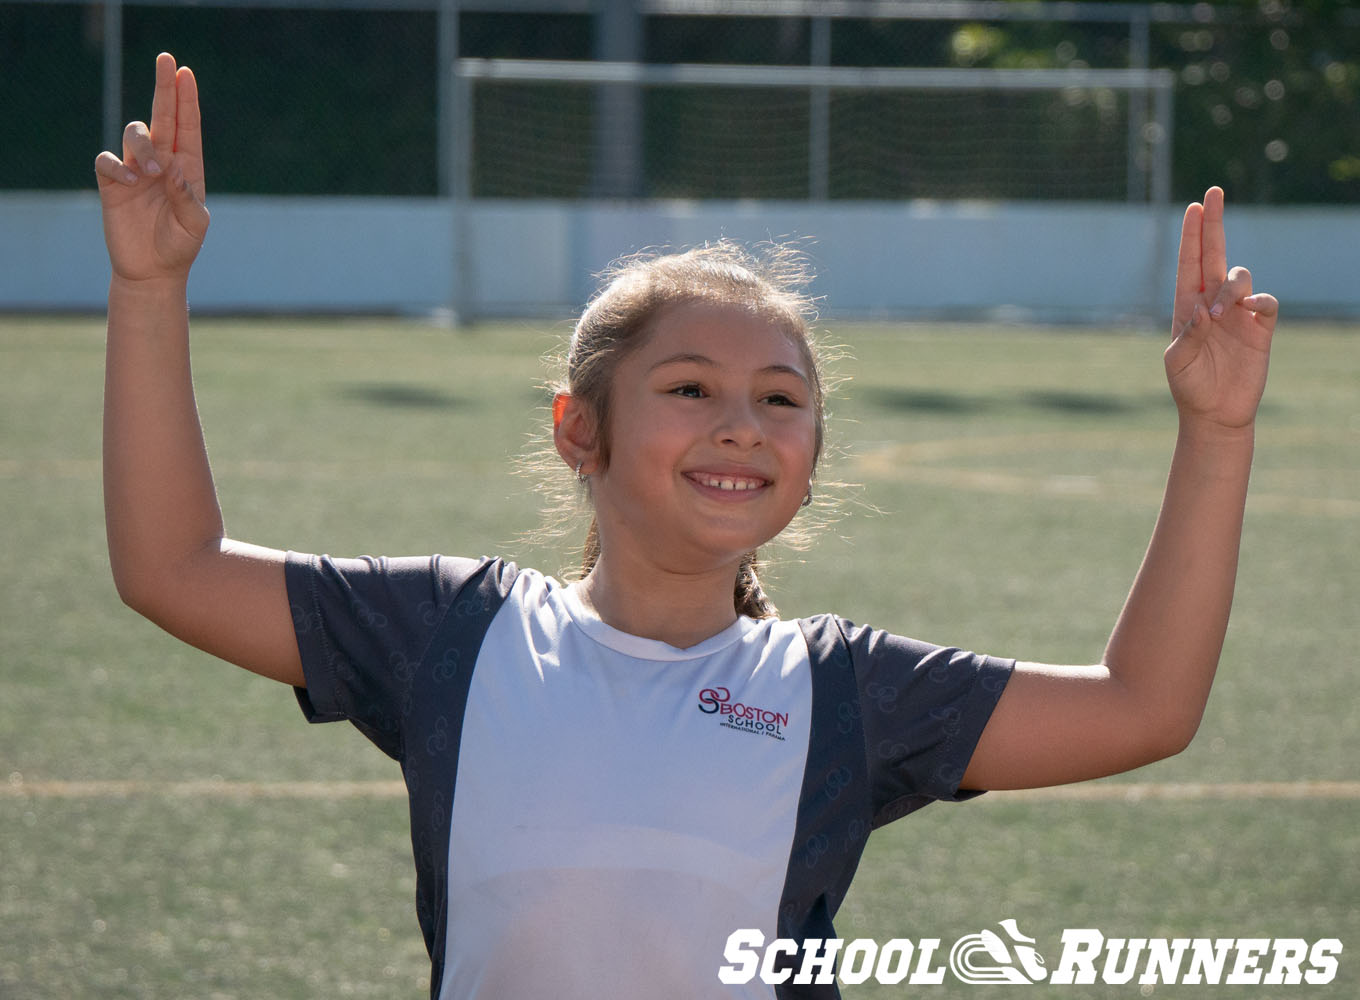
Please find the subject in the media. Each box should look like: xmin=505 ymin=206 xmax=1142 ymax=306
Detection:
xmin=97 ymin=53 xmax=303 ymax=686
xmin=962 ymin=187 xmax=1279 ymax=790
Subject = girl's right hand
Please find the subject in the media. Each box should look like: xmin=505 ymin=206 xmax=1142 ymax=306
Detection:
xmin=94 ymin=52 xmax=209 ymax=283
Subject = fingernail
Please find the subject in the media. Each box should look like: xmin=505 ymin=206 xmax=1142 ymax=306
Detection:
xmin=146 ymin=159 xmax=162 ymax=176
xmin=124 ymin=170 xmax=138 ymax=184
xmin=1210 ymin=302 xmax=1224 ymax=318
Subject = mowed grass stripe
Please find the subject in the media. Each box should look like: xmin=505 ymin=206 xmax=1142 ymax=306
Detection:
xmin=853 ymin=427 xmax=1360 ymax=517
xmin=6 ymin=779 xmax=1360 ymax=800
xmin=2 ymin=779 xmax=409 ymax=799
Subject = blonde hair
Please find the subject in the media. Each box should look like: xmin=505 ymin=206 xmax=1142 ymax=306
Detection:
xmin=547 ymin=240 xmax=831 ymax=619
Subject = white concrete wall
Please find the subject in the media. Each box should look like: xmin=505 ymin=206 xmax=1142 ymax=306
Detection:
xmin=3 ymin=191 xmax=1355 ymax=323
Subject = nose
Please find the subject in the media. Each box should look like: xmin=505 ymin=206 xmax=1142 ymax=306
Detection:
xmin=713 ymin=396 xmax=764 ymax=449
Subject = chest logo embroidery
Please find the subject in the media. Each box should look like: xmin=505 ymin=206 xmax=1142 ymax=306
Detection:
xmin=697 ymin=686 xmax=788 ymax=741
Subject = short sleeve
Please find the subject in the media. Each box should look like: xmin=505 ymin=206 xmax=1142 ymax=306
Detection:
xmin=285 ymin=552 xmax=490 ymax=759
xmin=837 ymin=619 xmax=1013 ymax=827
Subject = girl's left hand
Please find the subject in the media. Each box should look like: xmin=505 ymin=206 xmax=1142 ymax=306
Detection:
xmin=1164 ymin=186 xmax=1279 ymax=431
xmin=94 ymin=53 xmax=209 ymax=284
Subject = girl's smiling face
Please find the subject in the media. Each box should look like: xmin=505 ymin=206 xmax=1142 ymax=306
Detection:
xmin=585 ymin=300 xmax=819 ymax=574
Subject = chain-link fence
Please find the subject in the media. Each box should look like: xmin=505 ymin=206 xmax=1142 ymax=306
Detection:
xmin=4 ymin=1 xmax=1358 ymax=203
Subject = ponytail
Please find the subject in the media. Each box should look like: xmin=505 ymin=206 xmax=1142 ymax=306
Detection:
xmin=734 ymin=551 xmax=777 ymax=619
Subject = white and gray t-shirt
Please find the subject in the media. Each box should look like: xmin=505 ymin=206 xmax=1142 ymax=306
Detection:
xmin=287 ymin=553 xmax=1012 ymax=1000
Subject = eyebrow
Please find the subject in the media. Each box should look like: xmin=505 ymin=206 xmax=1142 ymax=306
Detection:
xmin=648 ymin=353 xmax=810 ymax=385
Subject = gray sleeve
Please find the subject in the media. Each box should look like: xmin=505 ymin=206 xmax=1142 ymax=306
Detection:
xmin=285 ymin=551 xmax=490 ymax=759
xmin=838 ymin=619 xmax=1014 ymax=827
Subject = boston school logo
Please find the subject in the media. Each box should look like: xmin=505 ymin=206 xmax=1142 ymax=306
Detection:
xmin=698 ymin=686 xmax=788 ymax=741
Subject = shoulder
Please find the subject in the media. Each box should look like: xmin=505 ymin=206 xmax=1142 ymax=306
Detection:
xmin=795 ymin=613 xmax=1013 ymax=694
xmin=286 ymin=551 xmax=516 ymax=593
xmin=794 ymin=612 xmax=940 ymax=662
xmin=285 ymin=553 xmax=528 ymax=633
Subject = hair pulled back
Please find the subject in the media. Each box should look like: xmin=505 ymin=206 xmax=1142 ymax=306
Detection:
xmin=558 ymin=240 xmax=827 ymax=620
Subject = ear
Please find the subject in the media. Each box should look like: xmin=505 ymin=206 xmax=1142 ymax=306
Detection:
xmin=552 ymin=392 xmax=599 ymax=475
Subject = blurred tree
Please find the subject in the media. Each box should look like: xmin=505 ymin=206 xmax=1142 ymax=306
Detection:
xmin=1152 ymin=2 xmax=1359 ymax=202
xmin=933 ymin=0 xmax=1360 ymax=202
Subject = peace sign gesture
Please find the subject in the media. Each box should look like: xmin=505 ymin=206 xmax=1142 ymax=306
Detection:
xmin=94 ymin=52 xmax=209 ymax=283
xmin=1164 ymin=187 xmax=1279 ymax=432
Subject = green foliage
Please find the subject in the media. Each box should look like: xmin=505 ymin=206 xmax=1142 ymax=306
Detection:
xmin=1153 ymin=9 xmax=1360 ymax=202
xmin=929 ymin=6 xmax=1360 ymax=202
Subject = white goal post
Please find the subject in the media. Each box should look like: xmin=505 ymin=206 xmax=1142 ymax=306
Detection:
xmin=445 ymin=57 xmax=1174 ymax=322
xmin=449 ymin=58 xmax=1174 ymax=203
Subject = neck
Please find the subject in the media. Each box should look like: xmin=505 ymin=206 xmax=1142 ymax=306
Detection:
xmin=574 ymin=550 xmax=746 ymax=649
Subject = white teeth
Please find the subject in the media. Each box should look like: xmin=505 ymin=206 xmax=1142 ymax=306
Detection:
xmin=700 ymin=475 xmax=761 ymax=491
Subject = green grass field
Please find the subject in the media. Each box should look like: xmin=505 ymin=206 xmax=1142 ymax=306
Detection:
xmin=2 ymin=314 xmax=1357 ymax=997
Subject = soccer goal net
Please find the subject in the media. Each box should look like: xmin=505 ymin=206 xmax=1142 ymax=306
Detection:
xmin=451 ymin=60 xmax=1174 ymax=203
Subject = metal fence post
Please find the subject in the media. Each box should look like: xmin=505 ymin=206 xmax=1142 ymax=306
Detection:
xmin=808 ymin=15 xmax=830 ymax=201
xmin=448 ymin=16 xmax=474 ymax=326
xmin=593 ymin=0 xmax=644 ymax=198
xmin=438 ymin=0 xmax=460 ymax=199
xmin=1126 ymin=7 xmax=1151 ymax=202
xmin=102 ymin=0 xmax=124 ymax=154
xmin=1150 ymin=71 xmax=1175 ymax=328
xmin=1152 ymin=72 xmax=1173 ymax=208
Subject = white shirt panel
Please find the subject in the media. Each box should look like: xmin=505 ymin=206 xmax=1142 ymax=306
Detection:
xmin=439 ymin=570 xmax=813 ymax=999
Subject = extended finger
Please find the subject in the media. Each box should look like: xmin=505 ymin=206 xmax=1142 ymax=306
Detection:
xmin=1173 ymin=200 xmax=1204 ymax=312
xmin=94 ymin=150 xmax=138 ymax=187
xmin=121 ymin=121 xmax=156 ymax=173
xmin=1209 ymin=265 xmax=1253 ymax=320
xmin=149 ymin=52 xmax=179 ymax=168
xmin=1200 ymin=186 xmax=1227 ymax=293
xmin=173 ymin=66 xmax=206 ymax=196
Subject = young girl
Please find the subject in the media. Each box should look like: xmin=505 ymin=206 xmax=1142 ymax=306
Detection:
xmin=96 ymin=54 xmax=1278 ymax=999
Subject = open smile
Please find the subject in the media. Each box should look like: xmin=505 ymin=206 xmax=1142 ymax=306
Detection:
xmin=684 ymin=472 xmax=771 ymax=495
